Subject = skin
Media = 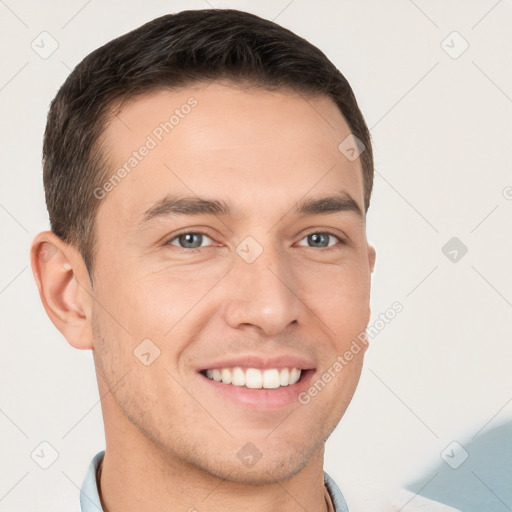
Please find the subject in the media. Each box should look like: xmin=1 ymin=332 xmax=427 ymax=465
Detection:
xmin=31 ymin=82 xmax=376 ymax=512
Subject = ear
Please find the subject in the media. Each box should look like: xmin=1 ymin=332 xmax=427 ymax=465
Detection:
xmin=365 ymin=243 xmax=376 ymax=328
xmin=30 ymin=231 xmax=94 ymax=350
xmin=367 ymin=243 xmax=376 ymax=274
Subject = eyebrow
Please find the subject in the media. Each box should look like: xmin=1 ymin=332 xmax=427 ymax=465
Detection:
xmin=139 ymin=191 xmax=363 ymax=226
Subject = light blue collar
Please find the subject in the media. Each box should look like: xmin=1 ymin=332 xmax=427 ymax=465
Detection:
xmin=79 ymin=450 xmax=104 ymax=511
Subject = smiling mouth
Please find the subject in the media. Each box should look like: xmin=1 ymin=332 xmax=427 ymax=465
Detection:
xmin=200 ymin=367 xmax=306 ymax=389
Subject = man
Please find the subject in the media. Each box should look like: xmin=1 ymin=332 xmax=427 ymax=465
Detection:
xmin=30 ymin=9 xmax=377 ymax=511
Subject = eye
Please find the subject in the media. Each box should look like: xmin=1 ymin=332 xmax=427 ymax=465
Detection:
xmin=166 ymin=231 xmax=214 ymax=250
xmin=164 ymin=229 xmax=345 ymax=252
xmin=296 ymin=231 xmax=344 ymax=250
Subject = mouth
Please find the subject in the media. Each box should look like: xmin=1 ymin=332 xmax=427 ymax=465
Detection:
xmin=200 ymin=366 xmax=306 ymax=389
xmin=196 ymin=354 xmax=316 ymax=409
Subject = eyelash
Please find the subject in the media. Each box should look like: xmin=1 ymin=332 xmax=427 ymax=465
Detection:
xmin=164 ymin=229 xmax=346 ymax=253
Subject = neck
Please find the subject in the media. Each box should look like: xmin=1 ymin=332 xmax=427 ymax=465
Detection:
xmin=98 ymin=431 xmax=331 ymax=512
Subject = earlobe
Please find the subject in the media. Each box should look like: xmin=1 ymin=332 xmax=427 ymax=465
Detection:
xmin=30 ymin=231 xmax=93 ymax=350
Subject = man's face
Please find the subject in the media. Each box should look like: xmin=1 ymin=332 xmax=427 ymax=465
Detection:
xmin=91 ymin=83 xmax=375 ymax=483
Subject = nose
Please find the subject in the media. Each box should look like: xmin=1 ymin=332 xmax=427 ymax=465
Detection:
xmin=223 ymin=243 xmax=301 ymax=337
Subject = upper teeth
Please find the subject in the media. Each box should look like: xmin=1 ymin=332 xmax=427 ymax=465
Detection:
xmin=205 ymin=367 xmax=302 ymax=389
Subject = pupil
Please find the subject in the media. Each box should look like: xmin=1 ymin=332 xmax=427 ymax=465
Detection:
xmin=181 ymin=233 xmax=201 ymax=248
xmin=310 ymin=233 xmax=327 ymax=247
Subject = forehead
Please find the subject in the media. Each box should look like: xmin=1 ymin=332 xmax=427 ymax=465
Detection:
xmin=98 ymin=83 xmax=365 ymax=227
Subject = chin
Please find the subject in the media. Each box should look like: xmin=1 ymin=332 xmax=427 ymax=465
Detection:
xmin=192 ymin=435 xmax=326 ymax=486
xmin=206 ymin=455 xmax=311 ymax=486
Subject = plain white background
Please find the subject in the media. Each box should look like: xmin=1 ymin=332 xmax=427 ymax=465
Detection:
xmin=0 ymin=1 xmax=511 ymax=511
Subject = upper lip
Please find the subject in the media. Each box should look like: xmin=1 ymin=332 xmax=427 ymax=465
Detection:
xmin=198 ymin=354 xmax=316 ymax=372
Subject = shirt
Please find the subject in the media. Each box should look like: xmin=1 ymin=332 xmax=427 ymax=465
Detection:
xmin=80 ymin=450 xmax=349 ymax=512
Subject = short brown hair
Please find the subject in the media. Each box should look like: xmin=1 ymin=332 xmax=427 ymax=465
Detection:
xmin=43 ymin=8 xmax=374 ymax=277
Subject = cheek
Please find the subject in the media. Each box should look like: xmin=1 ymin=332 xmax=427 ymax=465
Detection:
xmin=90 ymin=291 xmax=190 ymax=421
xmin=93 ymin=261 xmax=189 ymax=333
xmin=92 ymin=264 xmax=225 ymax=372
xmin=298 ymin=258 xmax=371 ymax=338
xmin=128 ymin=270 xmax=220 ymax=335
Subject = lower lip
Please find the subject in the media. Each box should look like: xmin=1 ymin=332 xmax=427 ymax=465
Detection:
xmin=198 ymin=370 xmax=316 ymax=410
